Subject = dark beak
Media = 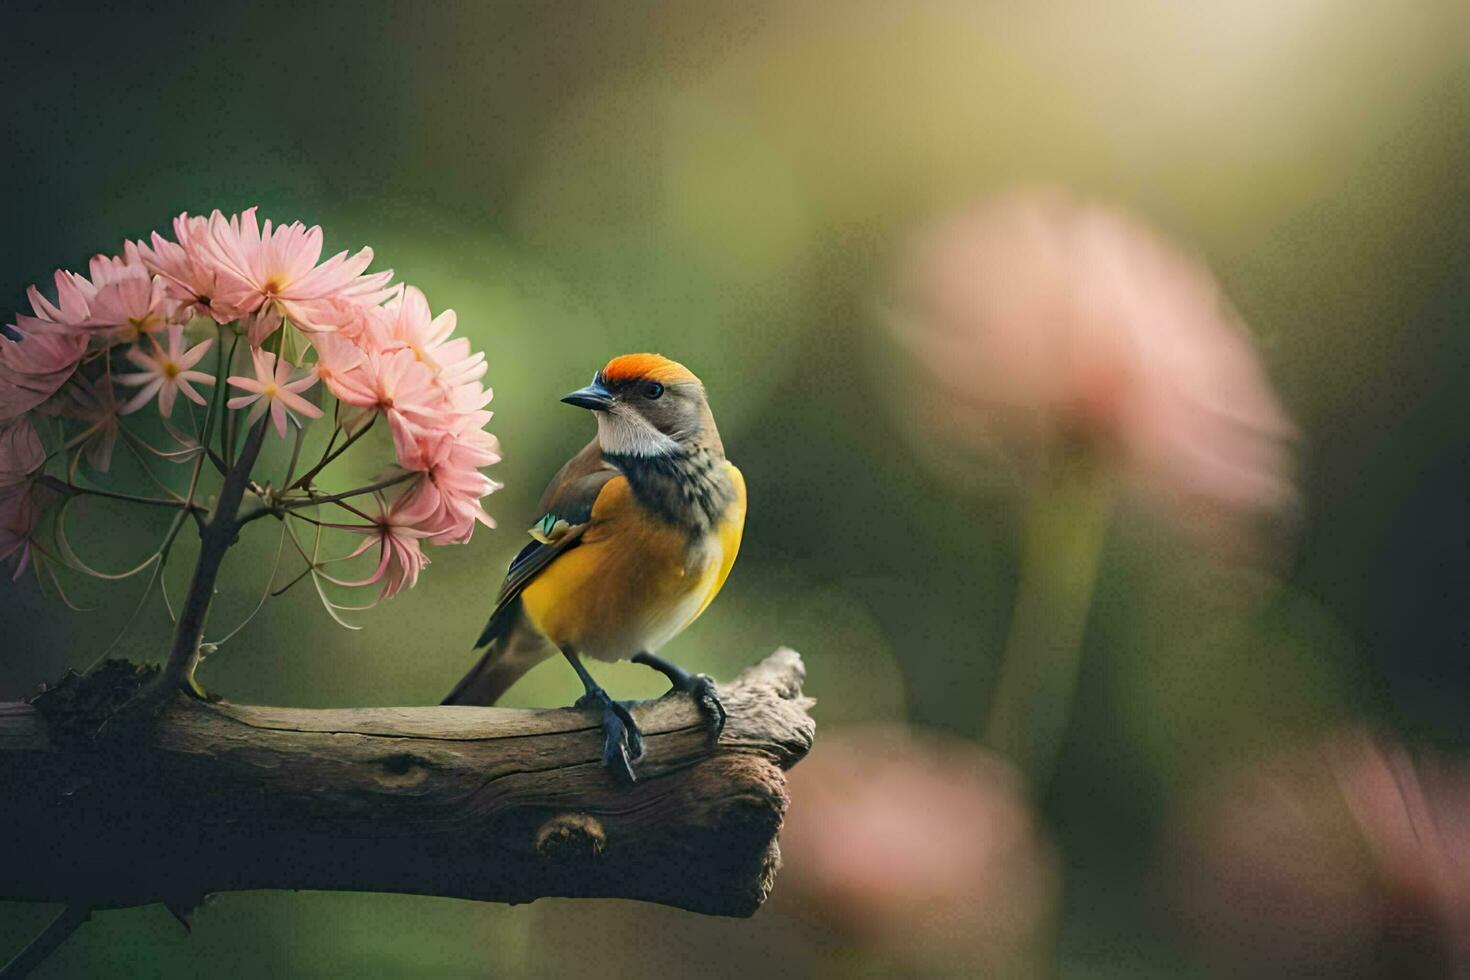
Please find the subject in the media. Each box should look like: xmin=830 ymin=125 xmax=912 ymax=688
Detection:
xmin=561 ymin=381 xmax=615 ymax=411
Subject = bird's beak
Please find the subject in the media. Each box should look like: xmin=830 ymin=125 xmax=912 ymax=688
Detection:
xmin=561 ymin=381 xmax=615 ymax=411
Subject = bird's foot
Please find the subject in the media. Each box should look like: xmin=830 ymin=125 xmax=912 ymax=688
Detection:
xmin=674 ymin=673 xmax=727 ymax=744
xmin=574 ymin=687 xmax=645 ymax=783
xmin=631 ymin=651 xmax=727 ymax=745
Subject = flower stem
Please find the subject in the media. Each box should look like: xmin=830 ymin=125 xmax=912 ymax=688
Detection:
xmin=982 ymin=456 xmax=1113 ymax=785
xmin=157 ymin=417 xmax=269 ymax=697
xmin=282 ymin=423 xmax=307 ymax=488
xmin=198 ymin=327 xmax=234 ymax=477
xmin=282 ymin=471 xmax=417 ymax=510
xmin=37 ymin=475 xmax=202 ymax=515
xmin=289 ymin=415 xmax=375 ymax=490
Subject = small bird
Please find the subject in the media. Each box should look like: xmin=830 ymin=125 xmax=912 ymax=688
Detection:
xmin=444 ymin=353 xmax=746 ymax=781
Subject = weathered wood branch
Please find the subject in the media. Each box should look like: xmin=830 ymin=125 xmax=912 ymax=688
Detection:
xmin=0 ymin=649 xmax=814 ymax=918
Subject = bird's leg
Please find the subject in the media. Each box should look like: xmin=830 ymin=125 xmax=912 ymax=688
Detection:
xmin=632 ymin=651 xmax=726 ymax=743
xmin=564 ymin=649 xmax=644 ymax=783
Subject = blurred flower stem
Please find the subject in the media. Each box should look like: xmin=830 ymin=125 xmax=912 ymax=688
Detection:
xmin=982 ymin=454 xmax=1112 ymax=785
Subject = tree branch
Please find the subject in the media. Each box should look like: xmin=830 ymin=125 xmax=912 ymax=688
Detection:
xmin=0 ymin=649 xmax=814 ymax=918
xmin=156 ymin=417 xmax=268 ymax=697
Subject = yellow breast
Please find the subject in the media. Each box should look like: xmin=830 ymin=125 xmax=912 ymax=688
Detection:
xmin=520 ymin=464 xmax=746 ymax=662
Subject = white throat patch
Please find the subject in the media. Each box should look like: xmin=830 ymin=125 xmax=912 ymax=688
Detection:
xmin=596 ymin=409 xmax=682 ymax=457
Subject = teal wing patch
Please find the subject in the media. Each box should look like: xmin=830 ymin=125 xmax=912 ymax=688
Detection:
xmin=530 ymin=513 xmax=575 ymax=544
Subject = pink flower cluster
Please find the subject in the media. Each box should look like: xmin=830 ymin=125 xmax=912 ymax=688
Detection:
xmin=301 ymin=283 xmax=502 ymax=595
xmin=1 ymin=206 xmax=499 ymax=596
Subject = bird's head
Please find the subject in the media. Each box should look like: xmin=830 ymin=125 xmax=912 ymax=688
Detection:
xmin=561 ymin=353 xmax=722 ymax=458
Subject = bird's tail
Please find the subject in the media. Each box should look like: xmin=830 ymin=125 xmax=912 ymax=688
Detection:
xmin=443 ymin=605 xmax=555 ymax=706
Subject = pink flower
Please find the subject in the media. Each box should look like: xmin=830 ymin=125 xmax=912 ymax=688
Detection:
xmin=227 ymin=348 xmax=323 ymax=438
xmin=202 ymin=207 xmax=395 ymax=344
xmin=395 ymin=391 xmax=501 ymax=543
xmin=0 ymin=331 xmax=88 ymax=421
xmin=0 ymin=484 xmax=39 ymax=580
xmin=77 ymin=253 xmax=182 ymax=343
xmin=1 ymin=270 xmax=94 ymax=420
xmin=21 ymin=269 xmax=93 ymax=330
xmin=330 ymin=347 xmax=446 ymax=467
xmin=778 ymin=725 xmax=1060 ymax=973
xmin=379 ymin=286 xmax=486 ymax=390
xmin=894 ymin=189 xmax=1296 ymax=551
xmin=130 ymin=213 xmax=226 ymax=323
xmin=398 ymin=458 xmax=499 ymax=546
xmin=39 ymin=369 xmax=121 ymax=471
xmin=0 ymin=415 xmax=45 ymax=488
xmin=306 ymin=332 xmax=366 ymax=401
xmin=1162 ymin=729 xmax=1470 ymax=976
xmin=116 ymin=323 xmax=215 ymax=417
xmin=311 ymin=291 xmax=394 ymax=344
xmin=325 ymin=490 xmax=433 ymax=599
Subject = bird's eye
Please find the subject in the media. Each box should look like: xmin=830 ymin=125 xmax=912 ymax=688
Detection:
xmin=643 ymin=381 xmax=664 ymax=400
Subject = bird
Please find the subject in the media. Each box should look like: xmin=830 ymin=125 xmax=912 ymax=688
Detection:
xmin=444 ymin=353 xmax=746 ymax=782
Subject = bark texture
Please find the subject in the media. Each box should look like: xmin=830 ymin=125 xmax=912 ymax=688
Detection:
xmin=0 ymin=649 xmax=814 ymax=918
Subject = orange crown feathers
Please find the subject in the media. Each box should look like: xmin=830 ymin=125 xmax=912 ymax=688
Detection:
xmin=599 ymin=353 xmax=700 ymax=386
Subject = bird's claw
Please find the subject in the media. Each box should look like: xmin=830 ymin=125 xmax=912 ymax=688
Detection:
xmin=678 ymin=674 xmax=726 ymax=744
xmin=575 ymin=688 xmax=644 ymax=783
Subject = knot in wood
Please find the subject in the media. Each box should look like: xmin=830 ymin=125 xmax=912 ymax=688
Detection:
xmin=535 ymin=813 xmax=606 ymax=861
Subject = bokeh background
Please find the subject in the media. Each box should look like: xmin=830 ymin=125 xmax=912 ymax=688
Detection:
xmin=3 ymin=1 xmax=1469 ymax=976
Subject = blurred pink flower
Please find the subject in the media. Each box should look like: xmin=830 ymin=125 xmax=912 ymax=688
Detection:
xmin=0 ymin=415 xmax=45 ymax=488
xmin=378 ymin=286 xmax=486 ymax=390
xmin=1162 ymin=729 xmax=1470 ymax=977
xmin=38 ymin=369 xmax=120 ymax=472
xmin=227 ymin=348 xmax=323 ymax=438
xmin=778 ymin=724 xmax=1060 ymax=973
xmin=130 ymin=213 xmax=227 ymax=323
xmin=116 ymin=323 xmax=215 ymax=417
xmin=202 ymin=207 xmax=395 ymax=344
xmin=322 ymin=490 xmax=433 ymax=599
xmin=894 ymin=189 xmax=1296 ymax=549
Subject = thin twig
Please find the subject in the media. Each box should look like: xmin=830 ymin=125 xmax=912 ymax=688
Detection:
xmin=270 ymin=559 xmax=318 ymax=598
xmin=211 ymin=522 xmax=290 ymax=645
xmin=282 ymin=423 xmax=307 ymax=489
xmin=117 ymin=430 xmax=190 ymax=501
xmin=289 ymin=415 xmax=375 ymax=490
xmin=37 ymin=475 xmax=201 ymax=514
xmin=234 ymin=472 xmax=417 ymax=529
xmin=280 ymin=471 xmax=417 ymax=511
xmin=83 ymin=510 xmax=190 ymax=673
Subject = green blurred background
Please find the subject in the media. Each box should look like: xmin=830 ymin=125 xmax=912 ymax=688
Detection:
xmin=2 ymin=1 xmax=1468 ymax=975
